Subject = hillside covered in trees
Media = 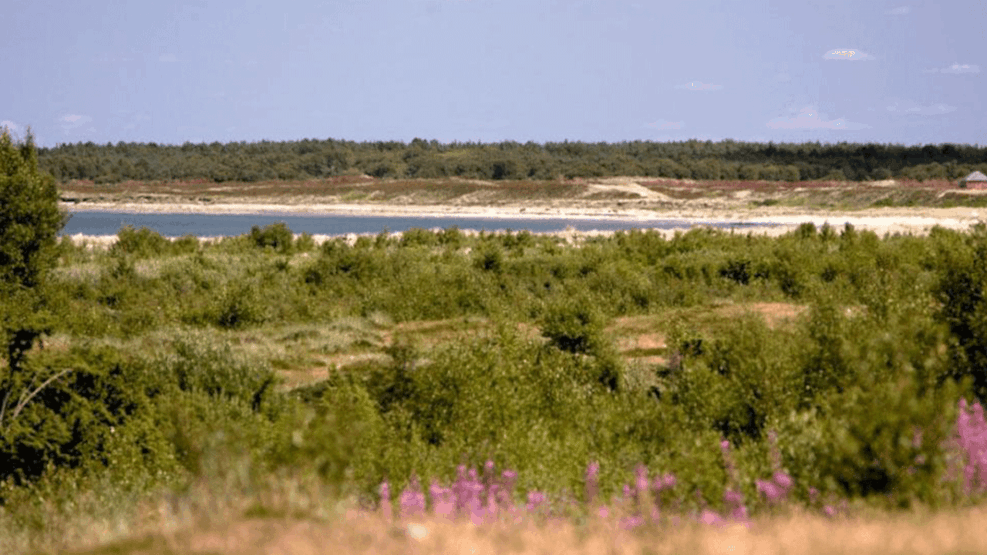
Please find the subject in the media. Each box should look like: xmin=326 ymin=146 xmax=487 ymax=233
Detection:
xmin=36 ymin=138 xmax=987 ymax=185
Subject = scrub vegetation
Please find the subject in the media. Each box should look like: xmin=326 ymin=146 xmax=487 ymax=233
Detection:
xmin=5 ymin=128 xmax=987 ymax=553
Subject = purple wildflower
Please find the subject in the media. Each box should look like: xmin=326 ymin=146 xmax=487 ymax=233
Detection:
xmin=501 ymin=469 xmax=517 ymax=493
xmin=620 ymin=515 xmax=645 ymax=530
xmin=526 ymin=490 xmax=546 ymax=513
xmin=399 ymin=474 xmax=426 ymax=518
xmin=957 ymin=398 xmax=987 ymax=493
xmin=723 ymin=488 xmax=748 ymax=521
xmin=486 ymin=483 xmax=500 ymax=521
xmin=808 ymin=487 xmax=819 ymax=505
xmin=756 ymin=479 xmax=784 ymax=502
xmin=723 ymin=489 xmax=744 ymax=506
xmin=773 ymin=471 xmax=793 ymax=491
xmin=585 ymin=461 xmax=600 ymax=507
xmin=430 ymin=479 xmax=455 ymax=520
xmin=634 ymin=464 xmax=650 ymax=510
xmin=699 ymin=509 xmax=724 ymax=526
xmin=379 ymin=480 xmax=392 ymax=520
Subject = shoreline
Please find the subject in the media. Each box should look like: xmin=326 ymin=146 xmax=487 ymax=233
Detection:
xmin=60 ymin=200 xmax=986 ymax=241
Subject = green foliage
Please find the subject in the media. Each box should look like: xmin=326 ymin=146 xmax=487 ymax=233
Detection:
xmin=250 ymin=222 xmax=294 ymax=253
xmin=932 ymin=224 xmax=987 ymax=400
xmin=12 ymin=213 xmax=987 ymax=522
xmin=112 ymin=226 xmax=170 ymax=258
xmin=36 ymin=136 xmax=987 ymax=184
xmin=792 ymin=379 xmax=959 ymax=505
xmin=664 ymin=314 xmax=801 ymax=444
xmin=1 ymin=128 xmax=67 ymax=373
xmin=270 ymin=373 xmax=385 ymax=492
xmin=112 ymin=226 xmax=199 ymax=258
xmin=155 ymin=332 xmax=278 ymax=408
xmin=214 ymin=282 xmax=270 ymax=329
xmin=0 ymin=344 xmax=173 ymax=486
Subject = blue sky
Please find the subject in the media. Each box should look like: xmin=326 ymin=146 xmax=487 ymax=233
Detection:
xmin=2 ymin=0 xmax=984 ymax=147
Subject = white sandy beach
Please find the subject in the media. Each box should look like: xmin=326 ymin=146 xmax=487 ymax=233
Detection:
xmin=61 ymin=199 xmax=985 ymax=242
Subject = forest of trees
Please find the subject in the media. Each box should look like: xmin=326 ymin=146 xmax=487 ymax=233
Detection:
xmin=34 ymin=137 xmax=987 ymax=185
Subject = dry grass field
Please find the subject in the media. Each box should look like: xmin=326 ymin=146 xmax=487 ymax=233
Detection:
xmin=60 ymin=501 xmax=987 ymax=555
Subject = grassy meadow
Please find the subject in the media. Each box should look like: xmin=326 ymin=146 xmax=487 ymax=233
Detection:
xmin=4 ymin=220 xmax=987 ymax=554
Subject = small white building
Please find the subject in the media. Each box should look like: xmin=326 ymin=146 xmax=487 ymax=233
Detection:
xmin=959 ymin=170 xmax=987 ymax=189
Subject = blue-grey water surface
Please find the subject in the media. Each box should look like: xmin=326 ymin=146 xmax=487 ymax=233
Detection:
xmin=61 ymin=211 xmax=771 ymax=237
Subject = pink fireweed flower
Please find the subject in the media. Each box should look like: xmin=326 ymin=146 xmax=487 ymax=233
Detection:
xmin=501 ymin=469 xmax=518 ymax=493
xmin=486 ymin=483 xmax=500 ymax=521
xmin=756 ymin=479 xmax=783 ymax=502
xmin=526 ymin=491 xmax=546 ymax=513
xmin=635 ymin=464 xmax=650 ymax=507
xmin=585 ymin=461 xmax=600 ymax=507
xmin=620 ymin=515 xmax=645 ymax=530
xmin=808 ymin=487 xmax=820 ymax=504
xmin=399 ymin=475 xmax=426 ymax=518
xmin=379 ymin=480 xmax=393 ymax=520
xmin=699 ymin=509 xmax=724 ymax=526
xmin=723 ymin=488 xmax=748 ymax=522
xmin=773 ymin=471 xmax=793 ymax=491
xmin=957 ymin=399 xmax=987 ymax=492
xmin=429 ymin=479 xmax=455 ymax=520
xmin=723 ymin=489 xmax=744 ymax=507
xmin=483 ymin=461 xmax=496 ymax=496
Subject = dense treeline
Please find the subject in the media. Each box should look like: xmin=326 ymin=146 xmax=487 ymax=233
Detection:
xmin=36 ymin=138 xmax=987 ymax=184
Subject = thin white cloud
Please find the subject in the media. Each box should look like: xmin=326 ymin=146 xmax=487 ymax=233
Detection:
xmin=674 ymin=81 xmax=723 ymax=92
xmin=59 ymin=114 xmax=94 ymax=134
xmin=885 ymin=100 xmax=957 ymax=116
xmin=645 ymin=119 xmax=684 ymax=130
xmin=823 ymin=49 xmax=876 ymax=61
xmin=766 ymin=106 xmax=870 ymax=130
xmin=940 ymin=62 xmax=980 ymax=74
xmin=886 ymin=6 xmax=911 ymax=15
xmin=159 ymin=53 xmax=178 ymax=63
xmin=1 ymin=120 xmax=24 ymax=137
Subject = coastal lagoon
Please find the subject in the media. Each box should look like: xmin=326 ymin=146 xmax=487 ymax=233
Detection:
xmin=60 ymin=210 xmax=774 ymax=237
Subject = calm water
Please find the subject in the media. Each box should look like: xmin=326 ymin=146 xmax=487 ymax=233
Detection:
xmin=60 ymin=211 xmax=772 ymax=237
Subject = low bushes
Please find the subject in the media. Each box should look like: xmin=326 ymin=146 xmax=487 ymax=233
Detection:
xmin=9 ymin=221 xmax=987 ymax=553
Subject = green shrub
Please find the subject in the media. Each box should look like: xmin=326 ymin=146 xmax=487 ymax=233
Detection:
xmin=799 ymin=378 xmax=959 ymax=506
xmin=249 ymin=222 xmax=294 ymax=253
xmin=270 ymin=372 xmax=386 ymax=492
xmin=112 ymin=226 xmax=170 ymax=259
xmin=214 ymin=282 xmax=269 ymax=329
xmin=932 ymin=224 xmax=987 ymax=400
xmin=156 ymin=332 xmax=278 ymax=408
xmin=663 ymin=313 xmax=800 ymax=444
xmin=0 ymin=344 xmax=172 ymax=486
xmin=538 ymin=295 xmax=608 ymax=355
